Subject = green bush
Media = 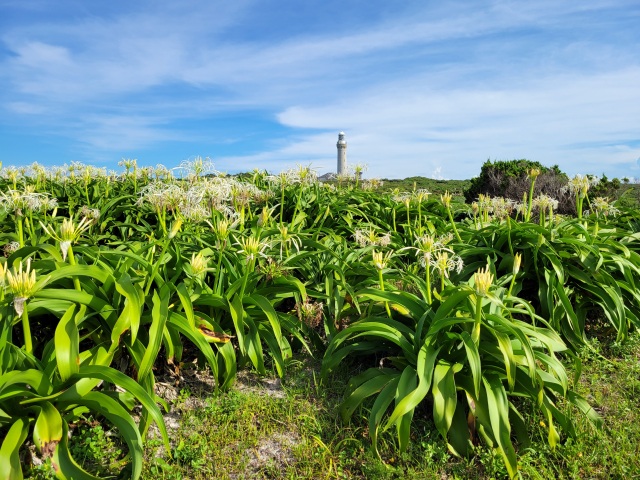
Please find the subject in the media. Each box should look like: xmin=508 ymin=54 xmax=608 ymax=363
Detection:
xmin=464 ymin=160 xmax=572 ymax=211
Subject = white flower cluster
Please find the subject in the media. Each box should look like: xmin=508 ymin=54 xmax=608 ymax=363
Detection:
xmin=78 ymin=205 xmax=101 ymax=224
xmin=361 ymin=179 xmax=384 ymax=191
xmin=410 ymin=233 xmax=455 ymax=268
xmin=353 ymin=228 xmax=392 ymax=247
xmin=532 ymin=194 xmax=559 ymax=214
xmin=430 ymin=250 xmax=464 ymax=278
xmin=177 ymin=156 xmax=218 ymax=180
xmin=588 ymin=197 xmax=620 ymax=218
xmin=0 ymin=188 xmax=57 ymax=216
xmin=268 ymin=164 xmax=319 ymax=187
xmin=0 ymin=160 xmax=177 ymax=184
xmin=563 ymin=174 xmax=599 ymax=198
xmin=137 ymin=175 xmax=273 ymax=223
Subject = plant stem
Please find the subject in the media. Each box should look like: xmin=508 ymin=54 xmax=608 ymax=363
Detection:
xmin=145 ymin=237 xmax=171 ymax=296
xmin=280 ymin=185 xmax=286 ymax=226
xmin=26 ymin=215 xmax=37 ymax=247
xmin=215 ymin=249 xmax=224 ymax=295
xmin=472 ymin=296 xmax=483 ymax=345
xmin=239 ymin=257 xmax=256 ymax=301
xmin=576 ymin=196 xmax=583 ymax=220
xmin=405 ymin=203 xmax=411 ymax=237
xmin=16 ymin=216 xmax=24 ymax=248
xmin=446 ymin=208 xmax=462 ymax=243
xmin=506 ymin=274 xmax=517 ymax=299
xmin=506 ymin=216 xmax=514 ymax=256
xmin=525 ymin=178 xmax=536 ymax=222
xmin=425 ymin=264 xmax=432 ymax=305
xmin=378 ymin=269 xmax=392 ymax=318
xmin=67 ymin=245 xmax=82 ymax=291
xmin=22 ymin=307 xmax=33 ymax=355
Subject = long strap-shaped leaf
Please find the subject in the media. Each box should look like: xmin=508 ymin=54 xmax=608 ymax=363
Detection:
xmin=56 ymin=390 xmax=144 ymax=479
xmin=61 ymin=365 xmax=170 ymax=454
xmin=245 ymin=293 xmax=283 ymax=347
xmin=167 ymin=312 xmax=224 ymax=388
xmin=32 ymin=401 xmax=63 ymax=457
xmin=394 ymin=366 xmax=418 ymax=452
xmin=383 ymin=341 xmax=440 ymax=430
xmin=138 ymin=285 xmax=170 ymax=382
xmin=112 ymin=273 xmax=144 ymax=346
xmin=52 ymin=420 xmax=102 ymax=479
xmin=54 ymin=304 xmax=79 ymax=382
xmin=0 ymin=369 xmax=51 ymax=399
xmin=432 ymin=360 xmax=459 ymax=442
xmin=0 ymin=417 xmax=29 ymax=480
xmin=481 ymin=374 xmax=518 ymax=479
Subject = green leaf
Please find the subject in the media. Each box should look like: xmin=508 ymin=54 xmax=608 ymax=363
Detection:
xmin=51 ymin=421 xmax=102 ymax=479
xmin=394 ymin=366 xmax=418 ymax=452
xmin=384 ymin=342 xmax=440 ymax=429
xmin=54 ymin=304 xmax=79 ymax=382
xmin=432 ymin=360 xmax=458 ymax=441
xmin=216 ymin=341 xmax=237 ymax=390
xmin=33 ymin=401 xmax=63 ymax=457
xmin=113 ymin=273 xmax=144 ymax=345
xmin=369 ymin=377 xmax=400 ymax=456
xmin=552 ymin=276 xmax=585 ymax=347
xmin=167 ymin=312 xmax=220 ymax=384
xmin=56 ymin=391 xmax=143 ymax=479
xmin=62 ymin=365 xmax=170 ymax=454
xmin=245 ymin=293 xmax=283 ymax=347
xmin=482 ymin=375 xmax=518 ymax=479
xmin=0 ymin=417 xmax=29 ymax=480
xmin=138 ymin=286 xmax=170 ymax=382
xmin=358 ymin=288 xmax=427 ymax=321
xmin=229 ymin=294 xmax=246 ymax=356
xmin=324 ymin=319 xmax=416 ymax=365
xmin=567 ymin=390 xmax=603 ymax=429
xmin=0 ymin=369 xmax=51 ymax=398
xmin=176 ymin=282 xmax=196 ymax=329
xmin=341 ymin=368 xmax=399 ymax=421
xmin=432 ymin=289 xmax=474 ymax=324
xmin=492 ymin=329 xmax=516 ymax=392
xmin=52 ymin=264 xmax=111 ymax=284
xmin=448 ymin=399 xmax=472 ymax=457
xmin=459 ymin=331 xmax=481 ymax=398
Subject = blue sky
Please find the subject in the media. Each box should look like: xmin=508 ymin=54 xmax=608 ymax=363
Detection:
xmin=1 ymin=0 xmax=639 ymax=179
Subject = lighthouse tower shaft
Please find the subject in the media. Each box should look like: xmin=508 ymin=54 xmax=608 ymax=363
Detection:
xmin=337 ymin=132 xmax=347 ymax=175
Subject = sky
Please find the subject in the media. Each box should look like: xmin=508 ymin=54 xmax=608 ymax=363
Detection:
xmin=1 ymin=0 xmax=639 ymax=180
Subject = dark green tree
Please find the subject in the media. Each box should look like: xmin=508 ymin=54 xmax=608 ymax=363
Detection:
xmin=464 ymin=159 xmax=573 ymax=212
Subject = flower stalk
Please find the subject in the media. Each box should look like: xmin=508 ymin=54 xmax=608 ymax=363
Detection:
xmin=506 ymin=253 xmax=522 ymax=298
xmin=372 ymin=250 xmax=392 ymax=317
xmin=525 ymin=168 xmax=540 ymax=222
xmin=6 ymin=259 xmax=38 ymax=354
xmin=145 ymin=218 xmax=182 ymax=295
xmin=441 ymin=192 xmax=462 ymax=243
xmin=472 ymin=265 xmax=493 ymax=345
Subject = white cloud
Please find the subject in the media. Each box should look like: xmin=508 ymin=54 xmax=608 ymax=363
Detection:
xmin=0 ymin=1 xmax=638 ymax=177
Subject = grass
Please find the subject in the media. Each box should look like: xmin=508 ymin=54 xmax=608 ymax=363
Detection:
xmin=25 ymin=331 xmax=640 ymax=479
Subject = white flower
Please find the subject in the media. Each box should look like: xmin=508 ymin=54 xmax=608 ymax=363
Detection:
xmin=353 ymin=228 xmax=392 ymax=247
xmin=430 ymin=251 xmax=464 ymax=278
xmin=564 ymin=174 xmax=599 ymax=198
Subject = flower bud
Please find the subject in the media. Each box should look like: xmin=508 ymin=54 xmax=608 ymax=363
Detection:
xmin=473 ymin=265 xmax=493 ymax=297
xmin=168 ymin=218 xmax=183 ymax=239
xmin=513 ymin=253 xmax=522 ymax=275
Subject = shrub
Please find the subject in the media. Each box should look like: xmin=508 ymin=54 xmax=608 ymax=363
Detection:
xmin=464 ymin=160 xmax=574 ymax=213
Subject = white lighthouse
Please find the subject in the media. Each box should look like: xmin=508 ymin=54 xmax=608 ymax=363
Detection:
xmin=337 ymin=131 xmax=347 ymax=175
